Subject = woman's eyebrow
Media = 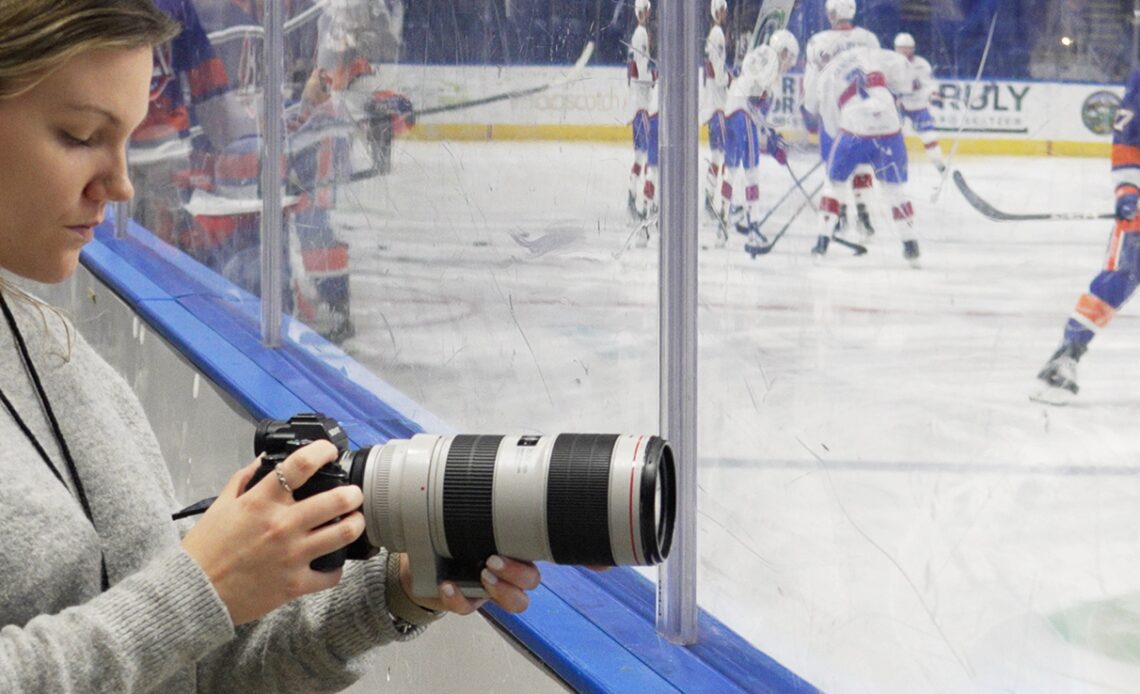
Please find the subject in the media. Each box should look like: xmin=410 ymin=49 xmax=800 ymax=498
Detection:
xmin=59 ymin=101 xmax=123 ymax=128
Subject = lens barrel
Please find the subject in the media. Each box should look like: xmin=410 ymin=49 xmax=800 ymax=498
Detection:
xmin=358 ymin=432 xmax=676 ymax=571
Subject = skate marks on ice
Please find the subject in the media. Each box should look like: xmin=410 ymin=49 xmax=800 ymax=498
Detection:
xmin=328 ymin=141 xmax=1140 ymax=692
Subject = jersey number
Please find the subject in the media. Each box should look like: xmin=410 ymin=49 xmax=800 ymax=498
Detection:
xmin=1115 ymin=107 xmax=1135 ymax=133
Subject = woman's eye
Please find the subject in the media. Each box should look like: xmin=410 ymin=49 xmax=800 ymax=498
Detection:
xmin=60 ymin=131 xmax=94 ymax=147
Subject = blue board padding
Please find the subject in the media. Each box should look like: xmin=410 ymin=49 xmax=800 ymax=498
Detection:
xmin=81 ymin=218 xmax=817 ymax=693
xmin=541 ymin=567 xmax=819 ymax=693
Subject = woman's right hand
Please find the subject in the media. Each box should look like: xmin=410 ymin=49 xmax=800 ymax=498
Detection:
xmin=181 ymin=440 xmax=365 ymax=625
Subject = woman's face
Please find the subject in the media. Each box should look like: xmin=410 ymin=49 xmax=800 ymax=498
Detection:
xmin=0 ymin=46 xmax=152 ymax=283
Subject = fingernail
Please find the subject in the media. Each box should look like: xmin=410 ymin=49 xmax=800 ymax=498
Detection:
xmin=486 ymin=555 xmax=505 ymax=571
xmin=442 ymin=583 xmax=456 ymax=598
xmin=481 ymin=568 xmax=499 ymax=585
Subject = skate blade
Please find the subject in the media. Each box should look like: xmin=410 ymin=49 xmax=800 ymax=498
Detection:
xmin=1029 ymin=384 xmax=1076 ymax=406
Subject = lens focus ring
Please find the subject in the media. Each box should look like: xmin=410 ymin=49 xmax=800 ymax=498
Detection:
xmin=548 ymin=433 xmax=618 ymax=565
xmin=442 ymin=435 xmax=501 ymax=562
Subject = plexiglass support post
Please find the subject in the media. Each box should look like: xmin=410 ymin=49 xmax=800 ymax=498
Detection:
xmin=113 ymin=201 xmax=129 ymax=240
xmin=657 ymin=0 xmax=701 ymax=645
xmin=259 ymin=0 xmax=285 ymax=347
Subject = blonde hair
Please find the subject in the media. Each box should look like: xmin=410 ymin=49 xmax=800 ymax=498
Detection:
xmin=0 ymin=0 xmax=179 ymax=99
xmin=0 ymin=0 xmax=178 ymax=351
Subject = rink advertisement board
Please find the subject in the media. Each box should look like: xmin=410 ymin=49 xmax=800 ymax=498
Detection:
xmin=392 ymin=65 xmax=1122 ymax=155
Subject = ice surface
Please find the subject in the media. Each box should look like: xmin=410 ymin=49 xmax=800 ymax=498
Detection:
xmin=332 ymin=139 xmax=1140 ymax=693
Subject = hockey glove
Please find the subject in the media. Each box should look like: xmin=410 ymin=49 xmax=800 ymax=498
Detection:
xmin=764 ymin=129 xmax=788 ymax=165
xmin=800 ymin=105 xmax=820 ymax=135
xmin=1116 ymin=184 xmax=1140 ymax=220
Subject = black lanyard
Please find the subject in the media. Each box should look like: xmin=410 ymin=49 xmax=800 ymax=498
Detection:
xmin=0 ymin=293 xmax=109 ymax=591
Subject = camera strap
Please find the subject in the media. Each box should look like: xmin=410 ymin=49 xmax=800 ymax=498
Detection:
xmin=0 ymin=293 xmax=109 ymax=592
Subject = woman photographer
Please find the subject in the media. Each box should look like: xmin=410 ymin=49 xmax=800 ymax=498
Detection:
xmin=0 ymin=1 xmax=540 ymax=691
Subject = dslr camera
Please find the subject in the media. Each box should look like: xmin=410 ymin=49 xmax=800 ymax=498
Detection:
xmin=249 ymin=413 xmax=676 ymax=597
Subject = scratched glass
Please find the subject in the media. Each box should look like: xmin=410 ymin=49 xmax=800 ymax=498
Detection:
xmin=117 ymin=2 xmax=1140 ymax=693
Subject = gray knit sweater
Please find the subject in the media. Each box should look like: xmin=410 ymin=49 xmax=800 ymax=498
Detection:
xmin=0 ymin=295 xmax=424 ymax=693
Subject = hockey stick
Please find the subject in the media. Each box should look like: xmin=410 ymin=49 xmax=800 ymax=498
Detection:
xmin=784 ymin=160 xmax=819 ymax=210
xmin=784 ymin=160 xmax=869 ymax=255
xmin=412 ymin=42 xmax=595 ymax=118
xmin=747 ymin=179 xmax=824 ymax=256
xmin=718 ymin=158 xmax=824 ymax=238
xmin=953 ymin=170 xmax=1114 ymax=221
xmin=932 ymin=10 xmax=998 ymax=202
xmin=613 ymin=214 xmax=655 ymax=260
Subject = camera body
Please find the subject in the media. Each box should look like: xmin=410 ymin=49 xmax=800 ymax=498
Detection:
xmin=250 ymin=413 xmax=676 ymax=598
xmin=249 ymin=413 xmax=376 ymax=571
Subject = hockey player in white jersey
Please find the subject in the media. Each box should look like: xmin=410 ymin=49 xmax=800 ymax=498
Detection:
xmin=627 ymin=0 xmax=658 ymax=221
xmin=893 ymin=32 xmax=947 ymax=173
xmin=810 ymin=46 xmax=922 ymax=267
xmin=803 ymin=0 xmax=881 ymax=240
xmin=719 ymin=37 xmax=798 ymax=256
xmin=704 ymin=0 xmax=730 ymax=219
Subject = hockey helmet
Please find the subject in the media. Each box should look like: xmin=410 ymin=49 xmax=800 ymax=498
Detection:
xmin=635 ymin=0 xmax=651 ymax=17
xmin=894 ymin=32 xmax=916 ymax=49
xmin=825 ymin=0 xmax=856 ymax=22
xmin=806 ymin=33 xmax=838 ymax=68
xmin=768 ymin=29 xmax=799 ymax=70
xmin=710 ymin=0 xmax=727 ymax=21
xmin=742 ymin=45 xmax=779 ymax=91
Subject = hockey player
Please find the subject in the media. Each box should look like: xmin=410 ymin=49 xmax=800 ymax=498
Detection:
xmin=130 ymin=0 xmax=231 ymax=253
xmin=704 ymin=0 xmax=730 ymax=221
xmin=1033 ymin=67 xmax=1140 ymax=403
xmin=627 ymin=0 xmax=658 ymax=222
xmin=893 ymin=32 xmax=947 ymax=174
xmin=803 ymin=0 xmax=881 ymax=241
xmin=196 ymin=0 xmax=383 ymax=342
xmin=809 ymin=46 xmax=921 ymax=267
xmin=719 ymin=41 xmax=796 ymax=256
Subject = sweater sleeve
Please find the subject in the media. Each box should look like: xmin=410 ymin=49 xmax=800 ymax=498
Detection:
xmin=195 ymin=549 xmax=431 ymax=693
xmin=0 ymin=548 xmax=234 ymax=694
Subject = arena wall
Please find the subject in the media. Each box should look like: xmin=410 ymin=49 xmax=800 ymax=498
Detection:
xmin=390 ymin=65 xmax=1122 ymax=157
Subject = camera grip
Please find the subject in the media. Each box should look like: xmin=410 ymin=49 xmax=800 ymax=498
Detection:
xmin=247 ymin=460 xmax=350 ymax=572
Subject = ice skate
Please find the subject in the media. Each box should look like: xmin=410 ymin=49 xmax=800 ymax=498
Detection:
xmin=627 ymin=190 xmax=644 ymax=221
xmin=811 ymin=234 xmax=830 ymax=262
xmin=855 ymin=202 xmax=876 ymax=241
xmin=323 ymin=311 xmax=356 ymax=343
xmin=634 ymin=221 xmax=652 ymax=248
xmin=834 ymin=204 xmax=849 ymax=236
xmin=743 ymin=225 xmax=770 ymax=259
xmin=704 ymin=190 xmax=721 ymax=221
xmin=1031 ymin=343 xmax=1084 ymax=404
xmin=713 ymin=218 xmax=729 ymax=247
xmin=725 ymin=205 xmax=748 ymax=235
xmin=903 ymin=239 xmax=921 ymax=268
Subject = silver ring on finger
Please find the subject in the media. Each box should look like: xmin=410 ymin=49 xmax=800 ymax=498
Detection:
xmin=274 ymin=463 xmax=294 ymax=494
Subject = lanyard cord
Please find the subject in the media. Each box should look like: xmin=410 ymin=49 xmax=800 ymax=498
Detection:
xmin=0 ymin=294 xmax=109 ymax=591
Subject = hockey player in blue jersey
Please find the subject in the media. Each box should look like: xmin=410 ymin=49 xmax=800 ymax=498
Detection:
xmin=1034 ymin=67 xmax=1140 ymax=403
xmin=130 ymin=0 xmax=231 ymax=251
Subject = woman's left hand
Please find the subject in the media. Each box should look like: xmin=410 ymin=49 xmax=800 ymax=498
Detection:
xmin=399 ymin=554 xmax=541 ymax=615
